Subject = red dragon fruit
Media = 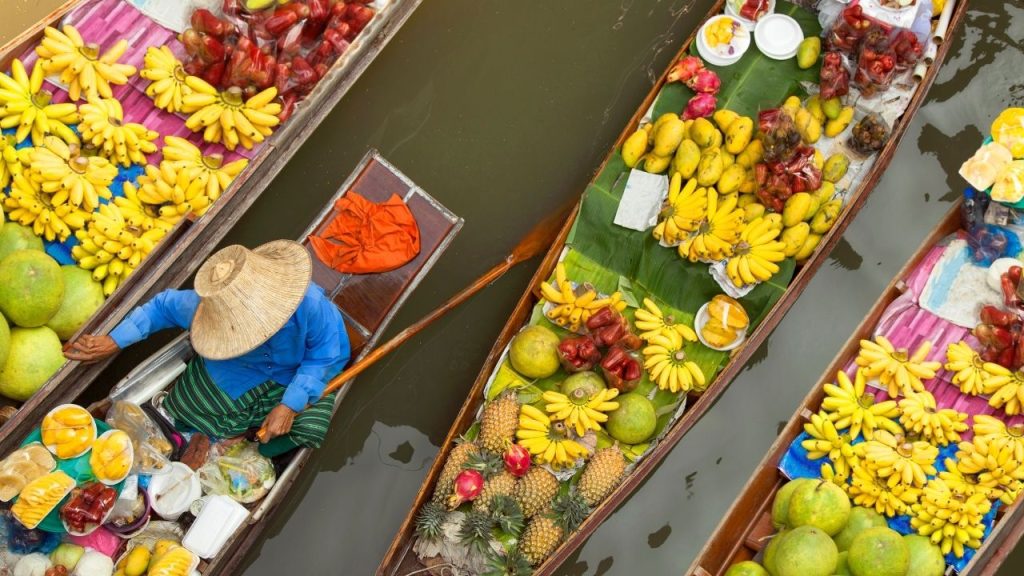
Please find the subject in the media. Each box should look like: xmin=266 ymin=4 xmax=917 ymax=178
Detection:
xmin=682 ymin=93 xmax=717 ymax=120
xmin=446 ymin=469 xmax=484 ymax=508
xmin=687 ymin=68 xmax=721 ymax=94
xmin=503 ymin=444 xmax=531 ymax=478
xmin=667 ymin=55 xmax=705 ymax=83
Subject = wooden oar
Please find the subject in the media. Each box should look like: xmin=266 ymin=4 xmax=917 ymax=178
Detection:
xmin=256 ymin=201 xmax=575 ymax=441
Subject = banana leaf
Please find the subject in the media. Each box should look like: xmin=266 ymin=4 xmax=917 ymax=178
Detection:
xmin=652 ymin=1 xmax=822 ymax=119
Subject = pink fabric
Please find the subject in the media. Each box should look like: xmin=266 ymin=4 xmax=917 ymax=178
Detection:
xmin=68 ymin=526 xmax=121 ymax=557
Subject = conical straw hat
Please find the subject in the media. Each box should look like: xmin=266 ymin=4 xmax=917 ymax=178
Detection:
xmin=191 ymin=240 xmax=312 ymax=360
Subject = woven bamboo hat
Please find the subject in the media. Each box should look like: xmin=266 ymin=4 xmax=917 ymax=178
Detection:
xmin=191 ymin=240 xmax=312 ymax=360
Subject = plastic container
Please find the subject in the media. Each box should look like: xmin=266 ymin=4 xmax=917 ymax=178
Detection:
xmin=41 ymin=404 xmax=97 ymax=460
xmin=60 ymin=482 xmax=117 ymax=536
xmin=182 ymin=495 xmax=249 ymax=559
xmin=754 ymin=14 xmax=805 ymax=60
xmin=725 ymin=0 xmax=776 ymax=30
xmin=696 ymin=15 xmax=751 ymax=66
xmin=695 ymin=302 xmax=747 ymax=351
xmin=90 ymin=430 xmax=135 ymax=486
xmin=105 ymin=486 xmax=152 ymax=538
xmin=148 ymin=463 xmax=201 ymax=521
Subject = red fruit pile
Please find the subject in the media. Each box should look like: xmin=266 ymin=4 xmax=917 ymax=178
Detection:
xmin=666 ymin=56 xmax=721 ymax=121
xmin=754 ymin=141 xmax=822 ymax=213
xmin=974 ymin=267 xmax=1024 ymax=369
xmin=60 ymin=482 xmax=116 ymax=534
xmin=557 ymin=307 xmax=643 ymax=392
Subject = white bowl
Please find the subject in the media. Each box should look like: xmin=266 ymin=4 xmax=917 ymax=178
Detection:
xmin=696 ymin=15 xmax=751 ymax=67
xmin=725 ymin=0 xmax=777 ymax=31
xmin=754 ymin=14 xmax=805 ymax=60
xmin=92 ymin=429 xmax=134 ymax=486
xmin=695 ymin=302 xmax=747 ymax=352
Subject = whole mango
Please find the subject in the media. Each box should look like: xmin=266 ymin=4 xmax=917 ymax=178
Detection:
xmin=782 ymin=193 xmax=813 ymax=228
xmin=649 ymin=113 xmax=679 ymax=145
xmin=713 ymin=109 xmax=739 ymax=132
xmin=690 ymin=117 xmax=718 ymax=149
xmin=622 ymin=127 xmax=650 ymax=168
xmin=736 ymin=139 xmax=764 ymax=167
xmin=738 ymin=193 xmax=759 ymax=208
xmin=643 ymin=153 xmax=672 ymax=174
xmin=825 ymin=107 xmax=855 ymax=138
xmin=805 ymin=96 xmax=825 ymax=125
xmin=782 ymin=96 xmax=802 ymax=118
xmin=795 ymin=108 xmax=822 ymax=144
xmin=653 ymin=117 xmax=688 ymax=157
xmin=810 ymin=199 xmax=842 ymax=234
xmin=717 ymin=163 xmax=747 ymax=195
xmin=696 ymin=148 xmax=725 ymax=187
xmin=725 ymin=116 xmax=754 ymax=155
xmin=797 ymin=37 xmax=821 ymax=70
xmin=823 ymin=153 xmax=850 ymax=183
xmin=672 ymin=139 xmax=701 ymax=179
xmin=745 ymin=202 xmax=767 ymax=221
xmin=795 ymin=233 xmax=823 ymax=263
xmin=823 ymin=97 xmax=843 ymax=120
xmin=781 ymin=223 xmax=811 ymax=257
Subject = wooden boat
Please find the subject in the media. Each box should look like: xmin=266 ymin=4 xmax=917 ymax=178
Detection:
xmin=18 ymin=150 xmax=460 ymax=575
xmin=378 ymin=1 xmax=970 ymax=574
xmin=685 ymin=200 xmax=1024 ymax=576
xmin=0 ymin=0 xmax=423 ymax=445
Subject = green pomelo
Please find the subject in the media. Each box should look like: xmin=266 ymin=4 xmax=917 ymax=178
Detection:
xmin=0 ymin=319 xmax=9 ymax=369
xmin=847 ymin=527 xmax=908 ymax=576
xmin=834 ymin=506 xmax=887 ymax=552
xmin=834 ymin=551 xmax=851 ymax=575
xmin=763 ymin=529 xmax=789 ymax=576
xmin=0 ymin=250 xmax=65 ymax=328
xmin=725 ymin=561 xmax=769 ymax=576
xmin=508 ymin=325 xmax=561 ymax=379
xmin=772 ymin=478 xmax=817 ymax=529
xmin=0 ymin=326 xmax=65 ymax=401
xmin=561 ymin=371 xmax=606 ymax=399
xmin=774 ymin=525 xmax=837 ymax=576
xmin=46 ymin=266 xmax=105 ymax=340
xmin=0 ymin=223 xmax=44 ymax=262
xmin=903 ymin=534 xmax=945 ymax=576
xmin=605 ymin=392 xmax=657 ymax=444
xmin=787 ymin=480 xmax=851 ymax=536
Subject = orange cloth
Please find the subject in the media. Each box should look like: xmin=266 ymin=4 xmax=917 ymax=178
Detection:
xmin=309 ymin=192 xmax=420 ymax=274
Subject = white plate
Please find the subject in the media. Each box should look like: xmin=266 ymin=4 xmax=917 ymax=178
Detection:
xmin=696 ymin=15 xmax=751 ymax=67
xmin=695 ymin=303 xmax=747 ymax=352
xmin=754 ymin=14 xmax=804 ymax=60
xmin=724 ymin=0 xmax=776 ymax=31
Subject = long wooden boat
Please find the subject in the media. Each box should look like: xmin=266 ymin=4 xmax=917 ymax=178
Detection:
xmin=0 ymin=0 xmax=423 ymax=447
xmin=685 ymin=199 xmax=1024 ymax=576
xmin=0 ymin=150 xmax=461 ymax=574
xmin=378 ymin=1 xmax=970 ymax=574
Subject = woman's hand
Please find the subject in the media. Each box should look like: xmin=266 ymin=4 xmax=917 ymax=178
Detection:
xmin=63 ymin=335 xmax=120 ymax=363
xmin=260 ymin=404 xmax=297 ymax=442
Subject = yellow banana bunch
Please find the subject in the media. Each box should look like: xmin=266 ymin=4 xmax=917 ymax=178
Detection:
xmin=72 ymin=203 xmax=167 ymax=296
xmin=140 ymin=46 xmax=193 ymax=114
xmin=642 ymin=329 xmax=706 ymax=394
xmin=652 ymin=175 xmax=707 ymax=245
xmin=35 ymin=25 xmax=136 ymax=101
xmin=856 ymin=336 xmax=941 ymax=397
xmin=911 ymin=478 xmax=990 ymax=558
xmin=677 ymin=188 xmax=745 ymax=262
xmin=633 ymin=297 xmax=697 ymax=342
xmin=724 ymin=216 xmax=786 ymax=287
xmin=0 ymin=134 xmax=29 ymax=188
xmin=861 ymin=430 xmax=938 ymax=489
xmin=541 ymin=262 xmax=626 ymax=331
xmin=955 ymin=434 xmax=1024 ymax=504
xmin=29 ymin=136 xmax=117 ymax=212
xmin=847 ymin=463 xmax=922 ymax=517
xmin=161 ymin=136 xmax=248 ymax=203
xmin=3 ymin=173 xmax=90 ymax=242
xmin=515 ymin=404 xmax=590 ymax=469
xmin=0 ymin=58 xmax=80 ymax=145
xmin=802 ymin=411 xmax=861 ymax=483
xmin=897 ymin=390 xmax=968 ymax=447
xmin=938 ymin=457 xmax=999 ymax=501
xmin=972 ymin=415 xmax=1024 ymax=463
xmin=542 ymin=388 xmax=620 ymax=437
xmin=980 ymin=362 xmax=1024 ymax=415
xmin=78 ymin=98 xmax=159 ymax=167
xmin=113 ymin=182 xmax=178 ymax=234
xmin=945 ymin=341 xmax=992 ymax=396
xmin=133 ymin=161 xmax=216 ymax=222
xmin=182 ymin=80 xmax=281 ymax=151
xmin=820 ymin=368 xmax=902 ymax=441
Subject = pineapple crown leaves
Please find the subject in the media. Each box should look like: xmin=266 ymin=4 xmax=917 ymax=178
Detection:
xmin=414 ymin=501 xmax=449 ymax=541
xmin=459 ymin=510 xmax=498 ymax=553
xmin=489 ymin=494 xmax=525 ymax=536
xmin=549 ymin=490 xmax=590 ymax=533
xmin=483 ymin=548 xmax=534 ymax=576
xmin=465 ymin=450 xmax=505 ymax=479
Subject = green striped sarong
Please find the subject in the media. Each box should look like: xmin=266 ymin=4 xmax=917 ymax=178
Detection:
xmin=164 ymin=356 xmax=336 ymax=452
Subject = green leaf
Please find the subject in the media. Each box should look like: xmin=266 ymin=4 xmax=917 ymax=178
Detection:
xmin=616 ymin=276 xmax=640 ymax=308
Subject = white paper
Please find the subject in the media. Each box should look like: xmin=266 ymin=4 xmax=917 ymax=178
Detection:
xmin=919 ymin=239 xmax=1002 ymax=328
xmin=709 ymin=260 xmax=757 ymax=299
xmin=614 ymin=169 xmax=668 ymax=232
xmin=128 ymin=0 xmax=222 ymax=33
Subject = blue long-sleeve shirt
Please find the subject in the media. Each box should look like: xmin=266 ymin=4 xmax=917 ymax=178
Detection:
xmin=109 ymin=285 xmax=351 ymax=412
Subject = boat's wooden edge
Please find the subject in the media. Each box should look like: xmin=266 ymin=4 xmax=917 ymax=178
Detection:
xmin=376 ymin=0 xmax=970 ymax=572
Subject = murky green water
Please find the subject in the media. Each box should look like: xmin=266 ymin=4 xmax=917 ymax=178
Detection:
xmin=4 ymin=0 xmax=1024 ymax=574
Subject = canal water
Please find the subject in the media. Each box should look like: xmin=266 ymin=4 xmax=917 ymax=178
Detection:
xmin=3 ymin=1 xmax=1024 ymax=574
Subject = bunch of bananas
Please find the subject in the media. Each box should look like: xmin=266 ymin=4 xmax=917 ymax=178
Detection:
xmin=182 ymin=80 xmax=281 ymax=151
xmin=71 ymin=203 xmax=167 ymax=295
xmin=652 ymin=175 xmax=707 ymax=245
xmin=3 ymin=173 xmax=90 ymax=242
xmin=161 ymin=136 xmax=248 ymax=203
xmin=945 ymin=341 xmax=994 ymax=396
xmin=515 ymin=404 xmax=590 ymax=469
xmin=30 ymin=136 xmax=118 ymax=212
xmin=956 ymin=434 xmax=1024 ymax=505
xmin=113 ymin=182 xmax=177 ymax=234
xmin=910 ymin=478 xmax=990 ymax=558
xmin=939 ymin=457 xmax=999 ymax=501
xmin=677 ymin=189 xmax=744 ymax=262
xmin=642 ymin=329 xmax=706 ymax=394
xmin=820 ymin=368 xmax=902 ymax=440
xmin=542 ymin=388 xmax=620 ymax=437
xmin=633 ymin=297 xmax=697 ymax=342
xmin=980 ymin=362 xmax=1024 ymax=415
xmin=898 ymin=390 xmax=968 ymax=446
xmin=0 ymin=134 xmax=28 ymax=188
xmin=541 ymin=262 xmax=625 ymax=331
xmin=802 ymin=411 xmax=861 ymax=483
xmin=0 ymin=58 xmax=80 ymax=145
xmin=847 ymin=463 xmax=921 ymax=517
xmin=972 ymin=415 xmax=1024 ymax=462
xmin=78 ymin=98 xmax=159 ymax=167
xmin=861 ymin=430 xmax=938 ymax=489
xmin=133 ymin=162 xmax=215 ymax=222
xmin=856 ymin=336 xmax=941 ymax=398
xmin=701 ymin=294 xmax=749 ymax=349
xmin=140 ymin=46 xmax=193 ymax=114
xmin=724 ymin=216 xmax=786 ymax=287
xmin=36 ymin=25 xmax=136 ymax=101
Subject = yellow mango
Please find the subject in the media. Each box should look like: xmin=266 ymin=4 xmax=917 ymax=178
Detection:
xmin=642 ymin=153 xmax=672 ymax=174
xmin=725 ymin=116 xmax=754 ymax=155
xmin=823 ymin=153 xmax=850 ymax=183
xmin=738 ymin=175 xmax=757 ymax=194
xmin=795 ymin=108 xmax=821 ymax=144
xmin=736 ymin=139 xmax=764 ymax=167
xmin=717 ymin=163 xmax=747 ymax=195
xmin=795 ymin=233 xmax=823 ymax=263
xmin=707 ymin=128 xmax=723 ymax=150
xmin=713 ymin=109 xmax=740 ymax=133
xmin=738 ymin=193 xmax=758 ymax=208
xmin=805 ymin=96 xmax=825 ymax=125
xmin=781 ymin=223 xmax=811 ymax=257
xmin=782 ymin=192 xmax=812 ymax=227
xmin=689 ymin=117 xmax=717 ymax=149
xmin=744 ymin=202 xmax=766 ymax=221
xmin=810 ymin=199 xmax=842 ymax=234
xmin=813 ymin=149 xmax=824 ymax=171
xmin=782 ymin=96 xmax=802 ymax=118
xmin=621 ymin=128 xmax=650 ymax=168
xmin=653 ymin=117 xmax=688 ymax=156
xmin=825 ymin=107 xmax=855 ymax=138
xmin=650 ymin=113 xmax=679 ymax=145
xmin=696 ymin=147 xmax=724 ymax=187
xmin=814 ymin=181 xmax=836 ymax=203
xmin=671 ymin=139 xmax=701 ymax=179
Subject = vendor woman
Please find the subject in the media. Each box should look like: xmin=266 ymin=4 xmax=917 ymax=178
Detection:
xmin=64 ymin=240 xmax=350 ymax=458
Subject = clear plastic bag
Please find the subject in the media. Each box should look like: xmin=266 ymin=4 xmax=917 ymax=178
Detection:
xmin=105 ymin=402 xmax=172 ymax=476
xmin=197 ymin=442 xmax=276 ymax=504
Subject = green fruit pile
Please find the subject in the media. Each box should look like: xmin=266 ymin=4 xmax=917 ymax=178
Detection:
xmin=727 ymin=478 xmax=946 ymax=576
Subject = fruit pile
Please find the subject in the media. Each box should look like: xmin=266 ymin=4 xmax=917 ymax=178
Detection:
xmin=60 ymin=481 xmax=116 ymax=534
xmin=41 ymin=405 xmax=97 ymax=460
xmin=109 ymin=539 xmax=188 ymax=576
xmin=0 ymin=444 xmax=56 ymax=502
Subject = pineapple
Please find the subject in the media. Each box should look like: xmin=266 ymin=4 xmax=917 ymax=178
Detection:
xmin=473 ymin=470 xmax=518 ymax=513
xmin=480 ymin=394 xmax=520 ymax=453
xmin=578 ymin=447 xmax=627 ymax=507
xmin=488 ymin=494 xmax=525 ymax=535
xmin=459 ymin=510 xmax=497 ymax=553
xmin=484 ymin=548 xmax=533 ymax=576
xmin=414 ymin=501 xmax=449 ymax=543
xmin=514 ymin=467 xmax=559 ymax=518
xmin=432 ymin=440 xmax=479 ymax=505
xmin=518 ymin=491 xmax=589 ymax=566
